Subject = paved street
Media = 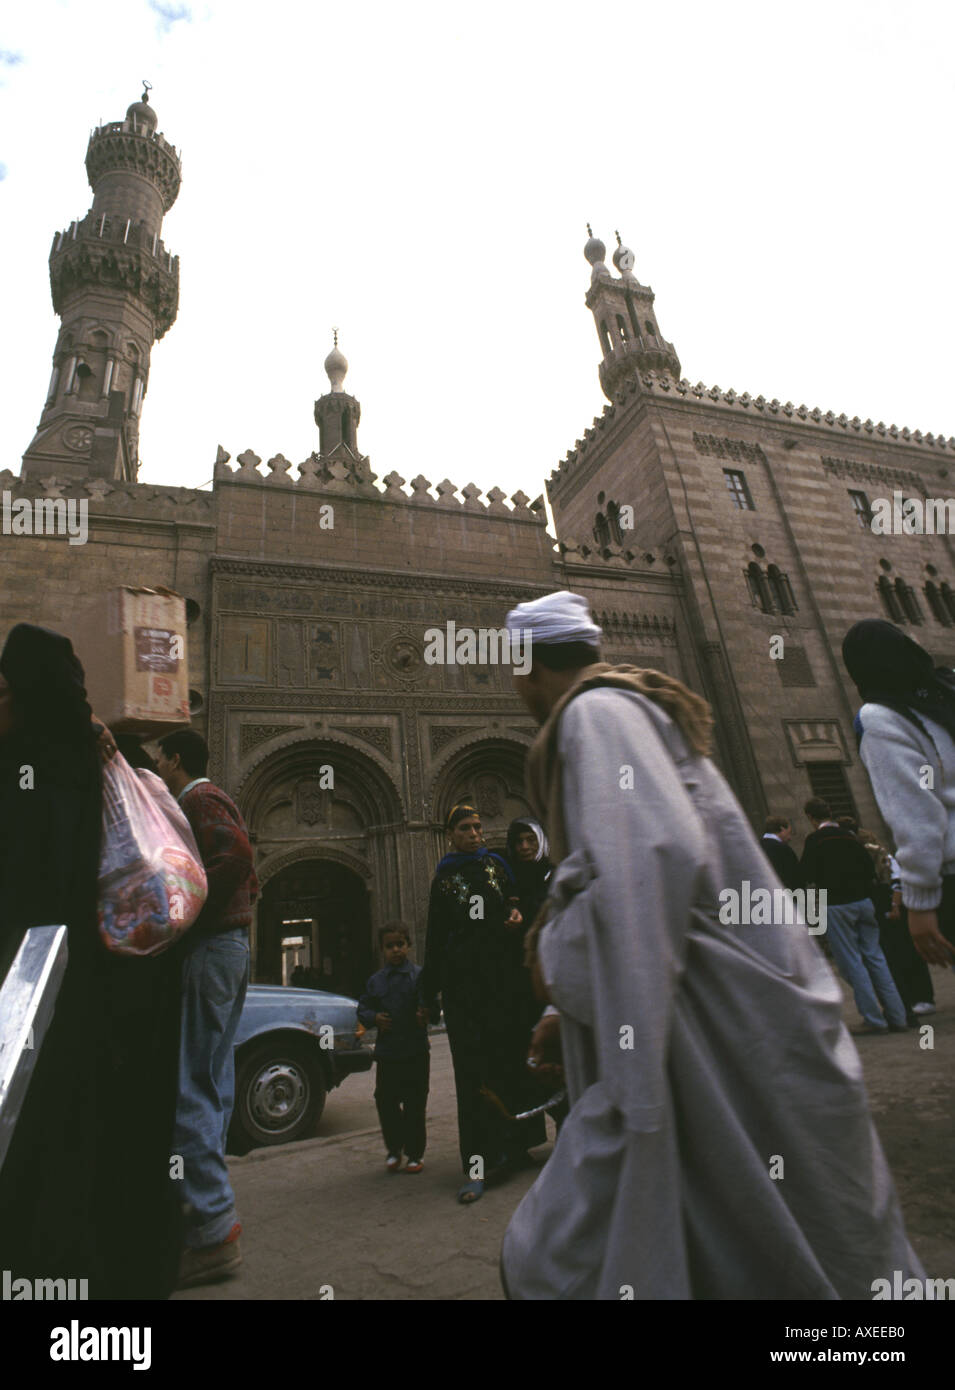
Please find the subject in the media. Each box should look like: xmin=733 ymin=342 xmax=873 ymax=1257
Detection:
xmin=175 ymin=970 xmax=955 ymax=1301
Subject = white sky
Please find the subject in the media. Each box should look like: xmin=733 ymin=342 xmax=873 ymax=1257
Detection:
xmin=2 ymin=0 xmax=953 ymax=503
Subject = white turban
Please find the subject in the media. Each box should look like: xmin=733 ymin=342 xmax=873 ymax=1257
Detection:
xmin=505 ymin=590 xmax=603 ymax=647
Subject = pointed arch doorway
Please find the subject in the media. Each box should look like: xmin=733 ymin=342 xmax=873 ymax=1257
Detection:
xmin=257 ymin=859 xmax=372 ymax=999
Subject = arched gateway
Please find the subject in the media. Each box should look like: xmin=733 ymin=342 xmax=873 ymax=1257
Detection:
xmin=237 ymin=735 xmax=405 ymax=993
xmin=257 ymin=857 xmax=371 ymax=998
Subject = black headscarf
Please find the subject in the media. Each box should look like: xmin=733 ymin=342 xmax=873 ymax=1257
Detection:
xmin=842 ymin=619 xmax=955 ymax=746
xmin=0 ymin=623 xmax=103 ymax=940
xmin=1 ymin=622 xmax=96 ymax=739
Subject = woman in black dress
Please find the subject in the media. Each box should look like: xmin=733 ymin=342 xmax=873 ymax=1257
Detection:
xmin=421 ymin=804 xmax=544 ymax=1203
xmin=0 ymin=623 xmax=182 ymax=1298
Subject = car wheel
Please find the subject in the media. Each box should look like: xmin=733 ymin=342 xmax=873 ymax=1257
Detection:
xmin=230 ymin=1039 xmax=327 ymax=1150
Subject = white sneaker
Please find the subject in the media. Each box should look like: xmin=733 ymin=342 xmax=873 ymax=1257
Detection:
xmin=911 ymin=1002 xmax=937 ymax=1015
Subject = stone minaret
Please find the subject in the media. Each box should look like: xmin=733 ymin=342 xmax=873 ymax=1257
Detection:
xmin=21 ymin=86 xmax=181 ymax=482
xmin=584 ymin=227 xmax=681 ymax=400
xmin=314 ymin=331 xmax=361 ymax=455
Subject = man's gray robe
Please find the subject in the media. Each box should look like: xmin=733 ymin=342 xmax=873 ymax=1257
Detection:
xmin=501 ymin=686 xmax=923 ymax=1300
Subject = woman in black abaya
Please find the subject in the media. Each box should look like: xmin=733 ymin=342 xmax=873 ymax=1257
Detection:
xmin=0 ymin=623 xmax=182 ymax=1299
xmin=421 ymin=804 xmax=546 ymax=1203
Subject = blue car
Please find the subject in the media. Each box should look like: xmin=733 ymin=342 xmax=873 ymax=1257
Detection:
xmin=227 ymin=984 xmax=373 ymax=1153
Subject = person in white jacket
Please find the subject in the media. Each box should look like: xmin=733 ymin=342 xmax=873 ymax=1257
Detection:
xmin=842 ymin=619 xmax=955 ymax=969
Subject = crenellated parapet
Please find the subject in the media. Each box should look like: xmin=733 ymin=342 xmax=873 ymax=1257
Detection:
xmin=550 ymin=370 xmax=955 ymax=490
xmin=211 ymin=447 xmax=547 ymax=522
xmin=0 ymin=467 xmax=213 ymax=521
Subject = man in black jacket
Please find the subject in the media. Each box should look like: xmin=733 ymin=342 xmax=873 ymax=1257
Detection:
xmin=801 ymin=798 xmax=907 ymax=1034
xmin=760 ymin=816 xmax=804 ymax=890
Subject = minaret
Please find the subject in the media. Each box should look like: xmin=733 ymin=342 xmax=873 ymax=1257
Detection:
xmin=314 ymin=331 xmax=361 ymax=455
xmin=21 ymin=85 xmax=181 ymax=482
xmin=584 ymin=227 xmax=680 ymax=400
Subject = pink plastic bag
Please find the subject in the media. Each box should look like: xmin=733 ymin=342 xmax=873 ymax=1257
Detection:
xmin=97 ymin=755 xmax=208 ymax=956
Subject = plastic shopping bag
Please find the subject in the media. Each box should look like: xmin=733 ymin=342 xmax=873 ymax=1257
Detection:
xmin=97 ymin=754 xmax=208 ymax=956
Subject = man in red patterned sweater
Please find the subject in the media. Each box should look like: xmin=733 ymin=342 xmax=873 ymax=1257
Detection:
xmin=156 ymin=729 xmax=259 ymax=1289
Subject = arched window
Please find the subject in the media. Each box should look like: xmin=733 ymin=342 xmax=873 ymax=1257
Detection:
xmin=768 ymin=565 xmax=797 ymax=615
xmin=878 ymin=575 xmax=905 ymax=623
xmin=645 ymin=320 xmax=655 ymax=336
xmin=599 ymin=320 xmax=612 ymax=354
xmin=625 ymin=291 xmax=640 ymax=337
xmin=593 ymin=512 xmax=610 ymax=548
xmin=941 ymin=583 xmax=955 ymax=624
xmin=616 ymin=314 xmax=629 ymax=344
xmin=607 ymin=500 xmax=625 ymax=546
xmin=925 ymin=582 xmax=951 ymax=626
xmin=896 ymin=578 xmax=923 ymax=624
xmin=746 ymin=562 xmax=773 ymax=613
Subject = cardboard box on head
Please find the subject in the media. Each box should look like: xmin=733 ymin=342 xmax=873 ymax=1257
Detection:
xmin=69 ymin=586 xmax=191 ymax=736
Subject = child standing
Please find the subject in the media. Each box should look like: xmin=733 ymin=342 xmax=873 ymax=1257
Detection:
xmin=357 ymin=923 xmax=436 ymax=1173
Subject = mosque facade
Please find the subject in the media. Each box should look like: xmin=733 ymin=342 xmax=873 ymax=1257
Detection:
xmin=4 ymin=93 xmax=955 ymax=993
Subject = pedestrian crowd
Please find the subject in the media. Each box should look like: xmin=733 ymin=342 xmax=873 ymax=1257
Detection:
xmin=1 ymin=603 xmax=951 ymax=1300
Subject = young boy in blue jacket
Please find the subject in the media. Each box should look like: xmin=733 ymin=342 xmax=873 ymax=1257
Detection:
xmin=357 ymin=923 xmax=437 ymax=1173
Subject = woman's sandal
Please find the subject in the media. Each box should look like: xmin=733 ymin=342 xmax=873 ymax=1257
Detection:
xmin=457 ymin=1179 xmax=484 ymax=1204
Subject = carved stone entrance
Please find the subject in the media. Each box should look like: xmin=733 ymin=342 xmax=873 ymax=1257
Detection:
xmin=256 ymin=859 xmax=372 ymax=1000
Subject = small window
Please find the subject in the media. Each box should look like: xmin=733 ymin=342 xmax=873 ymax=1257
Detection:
xmin=599 ymin=320 xmax=612 ymax=354
xmin=878 ymin=575 xmax=905 ymax=622
xmin=848 ymin=489 xmax=873 ymax=529
xmin=645 ymin=320 xmax=655 ymax=335
xmin=593 ymin=512 xmax=610 ymax=548
xmin=925 ymin=582 xmax=951 ymax=626
xmin=724 ymin=469 xmax=755 ymax=510
xmin=942 ymin=583 xmax=955 ymax=624
xmin=607 ymin=499 xmax=625 ymax=546
xmin=616 ymin=315 xmax=629 ymax=344
xmin=806 ymin=763 xmax=857 ymax=822
xmin=746 ymin=562 xmax=772 ymax=613
xmin=896 ymin=578 xmax=923 ymax=625
xmin=768 ymin=565 xmax=797 ymax=615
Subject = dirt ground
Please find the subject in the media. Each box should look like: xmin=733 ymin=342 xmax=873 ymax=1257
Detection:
xmin=851 ymin=965 xmax=955 ymax=1277
xmin=176 ymin=963 xmax=954 ymax=1300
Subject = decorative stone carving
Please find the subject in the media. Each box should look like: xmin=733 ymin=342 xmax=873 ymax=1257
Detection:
xmin=381 ymin=471 xmax=407 ymax=497
xmin=266 ymin=453 xmax=292 ymax=483
xmin=62 ymin=425 xmax=93 ymax=452
xmin=821 ymin=456 xmax=926 ymax=494
xmin=240 ymin=722 xmax=305 ymax=757
xmin=297 ymin=779 xmax=331 ymax=827
xmin=435 ymin=479 xmax=461 ymax=507
xmin=784 ymin=720 xmax=849 ymax=767
xmin=236 ymin=449 xmax=262 ymax=477
xmin=308 ymin=623 xmax=342 ymax=686
xmin=373 ymin=629 xmax=424 ymax=686
xmin=473 ymin=773 xmax=505 ymax=818
xmin=692 ymin=433 xmax=767 ymax=465
xmin=429 ymin=724 xmax=473 ymax=756
xmin=331 ymin=725 xmax=393 ymax=758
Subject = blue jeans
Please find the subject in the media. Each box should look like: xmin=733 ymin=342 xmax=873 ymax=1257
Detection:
xmin=825 ymin=900 xmax=907 ymax=1029
xmin=174 ymin=927 xmax=250 ymax=1248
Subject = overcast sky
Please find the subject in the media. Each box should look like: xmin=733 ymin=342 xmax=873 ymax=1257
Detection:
xmin=2 ymin=1 xmax=953 ymax=505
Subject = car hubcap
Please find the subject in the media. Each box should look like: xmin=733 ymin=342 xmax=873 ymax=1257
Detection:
xmin=249 ymin=1060 xmax=308 ymax=1133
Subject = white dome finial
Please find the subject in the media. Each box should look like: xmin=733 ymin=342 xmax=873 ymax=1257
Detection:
xmin=324 ymin=328 xmax=348 ymax=393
